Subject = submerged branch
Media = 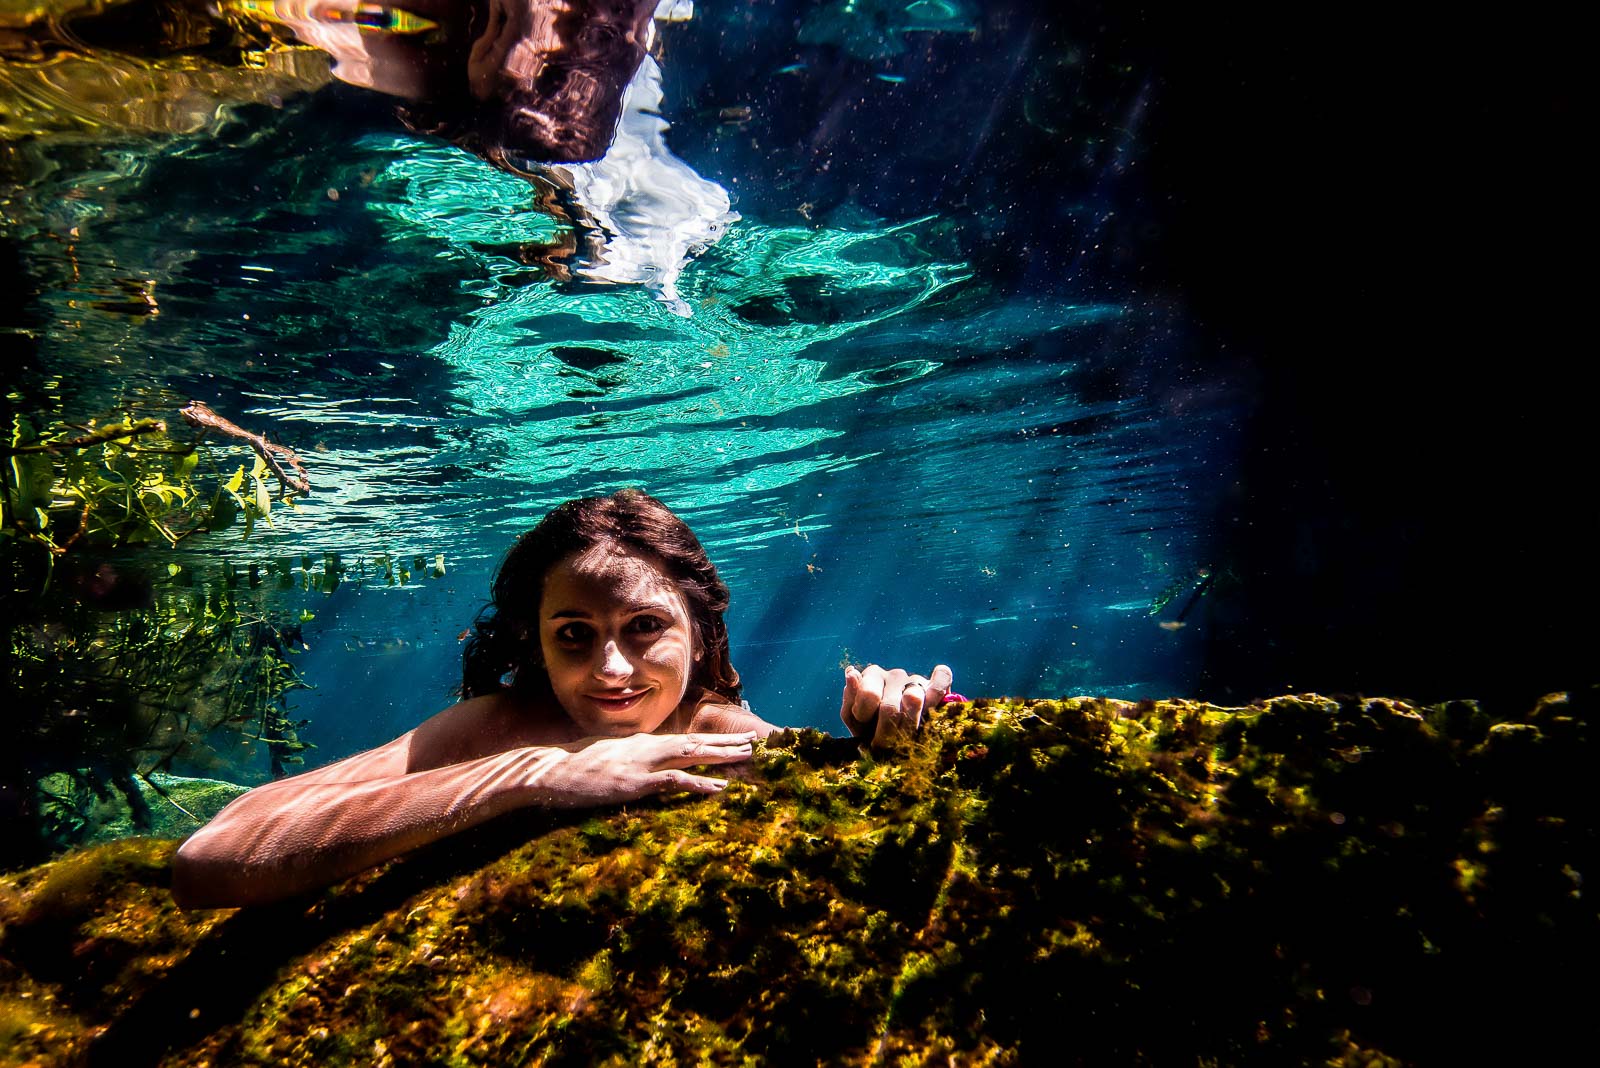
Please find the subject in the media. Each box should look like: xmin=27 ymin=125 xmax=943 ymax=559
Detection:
xmin=1 ymin=419 xmax=167 ymax=454
xmin=179 ymin=401 xmax=310 ymax=496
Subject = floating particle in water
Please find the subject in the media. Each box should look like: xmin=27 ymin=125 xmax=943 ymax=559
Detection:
xmin=875 ymin=74 xmax=907 ymax=84
xmin=775 ymin=63 xmax=809 ymax=75
xmin=1158 ymin=620 xmax=1186 ymax=632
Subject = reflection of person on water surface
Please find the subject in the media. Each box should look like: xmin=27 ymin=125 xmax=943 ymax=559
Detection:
xmin=173 ymin=490 xmax=953 ymax=908
xmin=243 ymin=0 xmax=664 ymax=162
xmin=262 ymin=0 xmax=736 ymax=311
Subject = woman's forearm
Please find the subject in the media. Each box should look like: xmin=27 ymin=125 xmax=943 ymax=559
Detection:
xmin=171 ymin=745 xmax=569 ymax=908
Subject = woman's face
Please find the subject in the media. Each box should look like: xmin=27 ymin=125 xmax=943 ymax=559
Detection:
xmin=537 ymin=543 xmax=699 ymax=736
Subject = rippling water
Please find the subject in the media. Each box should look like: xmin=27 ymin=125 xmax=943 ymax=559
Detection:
xmin=3 ymin=2 xmax=1241 ymax=755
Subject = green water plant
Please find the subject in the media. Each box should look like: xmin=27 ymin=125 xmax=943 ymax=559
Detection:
xmin=1 ymin=404 xmax=318 ymax=865
xmin=3 ymin=574 xmax=312 ymax=864
xmin=2 ymin=407 xmax=307 ymax=595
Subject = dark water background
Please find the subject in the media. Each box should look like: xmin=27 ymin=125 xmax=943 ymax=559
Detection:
xmin=2 ymin=2 xmax=1586 ymax=770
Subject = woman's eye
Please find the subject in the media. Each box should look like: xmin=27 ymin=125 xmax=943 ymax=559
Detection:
xmin=628 ymin=615 xmax=667 ymax=635
xmin=555 ymin=623 xmax=592 ymax=644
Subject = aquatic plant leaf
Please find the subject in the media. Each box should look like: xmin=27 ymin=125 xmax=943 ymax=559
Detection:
xmin=251 ymin=474 xmax=271 ymax=520
xmin=205 ymin=486 xmax=239 ymax=531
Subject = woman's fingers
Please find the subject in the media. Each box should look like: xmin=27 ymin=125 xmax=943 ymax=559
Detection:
xmin=647 ymin=732 xmax=756 ymax=770
xmin=877 ymin=683 xmax=923 ymax=746
xmin=852 ymin=664 xmax=886 ymax=728
xmin=875 ymin=668 xmax=908 ymax=719
xmin=840 ymin=665 xmax=864 ymax=732
xmin=869 ymin=668 xmax=911 ymax=744
xmin=690 ymin=703 xmax=779 ymax=737
xmin=842 ymin=662 xmax=955 ymax=743
xmin=650 ymin=769 xmax=728 ymax=796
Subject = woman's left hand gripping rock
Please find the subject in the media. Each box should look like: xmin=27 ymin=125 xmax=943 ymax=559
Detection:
xmin=840 ymin=663 xmax=953 ymax=747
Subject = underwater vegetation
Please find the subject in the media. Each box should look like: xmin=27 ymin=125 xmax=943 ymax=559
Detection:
xmin=0 ymin=407 xmax=318 ymax=864
xmin=2 ymin=403 xmax=461 ymax=866
xmin=0 ymin=691 xmax=1589 ymax=1065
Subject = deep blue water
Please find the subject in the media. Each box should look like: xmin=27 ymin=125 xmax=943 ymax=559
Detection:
xmin=4 ymin=2 xmax=1585 ymax=777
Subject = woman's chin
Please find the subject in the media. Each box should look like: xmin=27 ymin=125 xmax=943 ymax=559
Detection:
xmin=566 ymin=699 xmax=673 ymax=737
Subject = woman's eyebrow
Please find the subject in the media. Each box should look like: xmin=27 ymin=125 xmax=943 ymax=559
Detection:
xmin=547 ymin=598 xmax=675 ymax=620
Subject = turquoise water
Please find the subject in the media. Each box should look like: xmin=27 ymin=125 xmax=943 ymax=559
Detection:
xmin=2 ymin=3 xmax=1237 ymax=768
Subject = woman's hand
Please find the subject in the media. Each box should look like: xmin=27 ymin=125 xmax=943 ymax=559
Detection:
xmin=840 ymin=664 xmax=953 ymax=747
xmin=530 ymin=732 xmax=758 ymax=808
xmin=686 ymin=702 xmax=783 ymax=739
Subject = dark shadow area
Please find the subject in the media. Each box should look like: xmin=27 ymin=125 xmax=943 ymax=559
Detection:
xmin=1132 ymin=11 xmax=1589 ymax=709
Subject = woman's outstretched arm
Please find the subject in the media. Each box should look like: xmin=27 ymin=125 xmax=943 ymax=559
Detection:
xmin=172 ymin=696 xmax=755 ymax=908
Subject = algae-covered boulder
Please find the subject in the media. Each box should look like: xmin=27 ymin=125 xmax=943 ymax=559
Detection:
xmin=36 ymin=773 xmax=253 ymax=850
xmin=0 ymin=693 xmax=1591 ymax=1065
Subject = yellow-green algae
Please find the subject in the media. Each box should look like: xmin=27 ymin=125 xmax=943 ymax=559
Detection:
xmin=0 ymin=692 xmax=1590 ymax=1066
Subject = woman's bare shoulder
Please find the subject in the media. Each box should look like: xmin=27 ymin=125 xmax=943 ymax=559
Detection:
xmin=407 ymin=690 xmax=577 ymax=772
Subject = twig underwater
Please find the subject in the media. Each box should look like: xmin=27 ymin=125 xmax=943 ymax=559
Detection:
xmin=179 ymin=401 xmax=311 ymax=497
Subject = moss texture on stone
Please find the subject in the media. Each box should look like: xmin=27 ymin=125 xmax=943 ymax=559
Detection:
xmin=0 ymin=692 xmax=1590 ymax=1066
xmin=38 ymin=773 xmax=253 ymax=850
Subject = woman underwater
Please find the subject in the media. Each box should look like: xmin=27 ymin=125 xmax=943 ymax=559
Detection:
xmin=172 ymin=490 xmax=952 ymax=907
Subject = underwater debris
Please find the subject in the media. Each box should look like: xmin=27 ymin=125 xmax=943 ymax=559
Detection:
xmin=178 ymin=402 xmax=310 ymax=498
xmin=0 ymin=689 xmax=1590 ymax=1064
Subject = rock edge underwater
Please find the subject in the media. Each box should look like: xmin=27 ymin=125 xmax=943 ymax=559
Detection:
xmin=0 ymin=692 xmax=1591 ymax=1066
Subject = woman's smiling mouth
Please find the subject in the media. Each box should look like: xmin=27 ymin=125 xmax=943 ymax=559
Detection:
xmin=586 ymin=689 xmax=650 ymax=712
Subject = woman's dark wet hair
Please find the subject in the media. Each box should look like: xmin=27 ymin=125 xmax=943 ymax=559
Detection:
xmin=460 ymin=489 xmax=741 ymax=706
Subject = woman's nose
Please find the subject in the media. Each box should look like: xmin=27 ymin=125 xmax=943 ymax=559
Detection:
xmin=594 ymin=639 xmax=632 ymax=680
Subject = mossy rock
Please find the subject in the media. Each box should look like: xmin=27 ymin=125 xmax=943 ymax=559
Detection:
xmin=39 ymin=773 xmax=254 ymax=849
xmin=0 ymin=693 xmax=1591 ymax=1066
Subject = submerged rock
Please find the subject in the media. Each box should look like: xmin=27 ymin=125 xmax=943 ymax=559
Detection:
xmin=37 ymin=773 xmax=253 ymax=850
xmin=0 ymin=693 xmax=1590 ymax=1065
